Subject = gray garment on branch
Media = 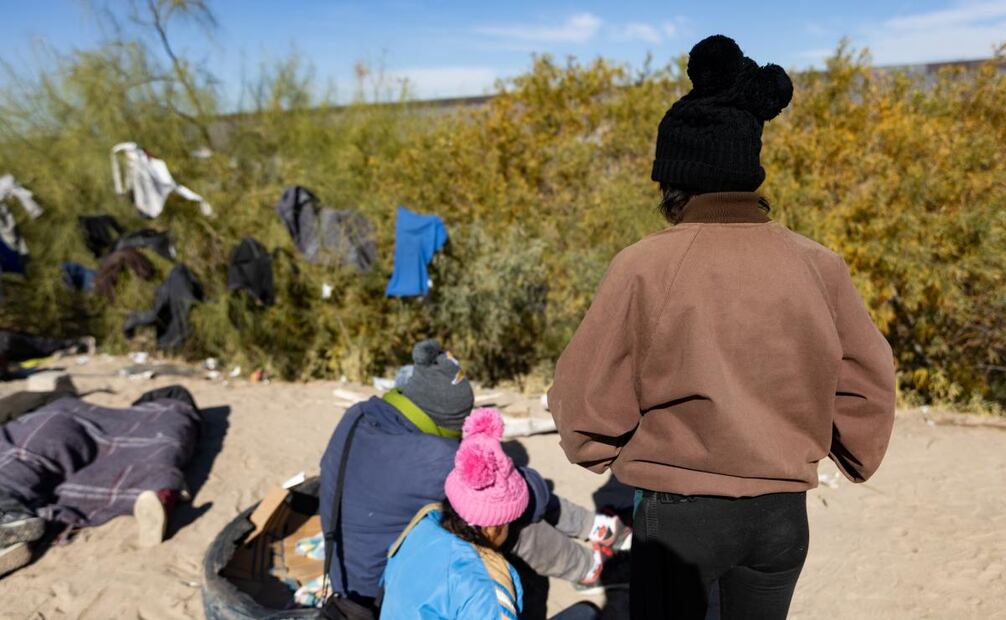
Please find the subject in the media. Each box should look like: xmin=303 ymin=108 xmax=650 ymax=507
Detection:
xmin=274 ymin=185 xmax=376 ymax=271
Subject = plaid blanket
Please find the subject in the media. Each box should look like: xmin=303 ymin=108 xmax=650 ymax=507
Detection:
xmin=0 ymin=394 xmax=199 ymax=528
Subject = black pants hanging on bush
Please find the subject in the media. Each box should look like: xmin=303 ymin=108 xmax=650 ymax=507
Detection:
xmin=631 ymin=490 xmax=809 ymax=620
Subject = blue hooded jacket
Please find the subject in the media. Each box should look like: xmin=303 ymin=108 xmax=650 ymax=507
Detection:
xmin=381 ymin=511 xmax=522 ymax=619
xmin=319 ymin=396 xmax=549 ymax=600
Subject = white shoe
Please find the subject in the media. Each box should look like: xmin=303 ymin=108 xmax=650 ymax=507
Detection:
xmin=0 ymin=542 xmax=31 ymax=577
xmin=134 ymin=491 xmax=166 ymax=548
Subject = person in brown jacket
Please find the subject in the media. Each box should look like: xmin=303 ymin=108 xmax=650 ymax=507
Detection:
xmin=548 ymin=35 xmax=896 ymax=620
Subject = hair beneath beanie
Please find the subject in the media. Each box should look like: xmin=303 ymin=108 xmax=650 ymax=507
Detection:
xmin=440 ymin=496 xmax=496 ymax=549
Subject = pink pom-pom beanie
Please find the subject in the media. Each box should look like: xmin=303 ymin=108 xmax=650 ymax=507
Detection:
xmin=444 ymin=408 xmax=528 ymax=527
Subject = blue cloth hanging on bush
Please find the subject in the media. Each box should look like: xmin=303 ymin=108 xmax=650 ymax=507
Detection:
xmin=385 ymin=206 xmax=448 ymax=297
xmin=61 ymin=262 xmax=95 ymax=292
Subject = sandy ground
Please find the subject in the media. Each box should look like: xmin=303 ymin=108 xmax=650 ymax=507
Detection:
xmin=1 ymin=355 xmax=1004 ymax=619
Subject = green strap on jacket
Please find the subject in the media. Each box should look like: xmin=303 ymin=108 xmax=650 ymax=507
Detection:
xmin=383 ymin=388 xmax=462 ymax=439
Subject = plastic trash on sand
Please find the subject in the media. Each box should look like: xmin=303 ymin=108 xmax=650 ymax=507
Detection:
xmin=372 ymin=377 xmax=396 ymax=391
xmin=501 ymin=415 xmax=557 ymax=440
xmin=817 ymin=472 xmax=841 ymax=489
xmin=282 ymin=471 xmax=307 ymax=489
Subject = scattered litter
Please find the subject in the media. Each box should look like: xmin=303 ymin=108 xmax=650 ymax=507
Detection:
xmin=205 ymin=370 xmax=221 ymax=381
xmin=75 ymin=355 xmax=90 ymax=366
xmin=474 ymin=391 xmax=504 ymax=405
xmin=321 ymin=283 xmax=334 ymax=299
xmin=128 ymin=352 xmax=149 ymax=364
xmin=817 ymin=472 xmax=841 ymax=489
xmin=250 ymin=368 xmax=266 ymax=383
xmin=501 ymin=415 xmax=557 ymax=440
xmin=204 ymin=357 xmax=218 ymax=370
xmin=127 ymin=370 xmax=156 ymax=381
xmin=339 ymin=375 xmax=348 ymax=384
xmin=120 ymin=364 xmax=196 ymax=379
xmin=294 ymin=532 xmax=325 ymax=560
xmin=372 ymin=377 xmax=396 ymax=391
xmin=229 ymin=366 xmax=242 ymax=378
xmin=333 ymin=388 xmax=366 ymax=404
xmin=293 ymin=575 xmax=326 ymax=608
xmin=282 ymin=471 xmax=307 ymax=489
xmin=180 ymin=580 xmax=200 ymax=588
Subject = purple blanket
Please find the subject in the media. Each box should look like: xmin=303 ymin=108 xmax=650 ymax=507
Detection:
xmin=0 ymin=396 xmax=199 ymax=528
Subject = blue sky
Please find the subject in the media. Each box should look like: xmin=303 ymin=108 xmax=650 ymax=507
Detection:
xmin=3 ymin=0 xmax=1005 ymax=106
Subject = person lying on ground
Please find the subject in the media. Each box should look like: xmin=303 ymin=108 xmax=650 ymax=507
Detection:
xmin=381 ymin=407 xmax=602 ymax=620
xmin=0 ymin=385 xmax=200 ymax=578
xmin=549 ymin=34 xmax=897 ymax=619
xmin=319 ymin=340 xmax=629 ymax=616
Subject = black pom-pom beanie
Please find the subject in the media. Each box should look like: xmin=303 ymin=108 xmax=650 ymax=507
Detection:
xmin=652 ymin=34 xmax=793 ymax=192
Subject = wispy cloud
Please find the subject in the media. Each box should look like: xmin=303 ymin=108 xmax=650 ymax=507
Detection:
xmin=884 ymin=0 xmax=1006 ymax=30
xmin=611 ymin=17 xmax=685 ymax=45
xmin=388 ymin=66 xmax=500 ymax=99
xmin=662 ymin=19 xmax=683 ymax=39
xmin=475 ymin=13 xmax=602 ymax=43
xmin=615 ymin=23 xmax=662 ymax=44
xmin=863 ymin=0 xmax=1006 ymax=64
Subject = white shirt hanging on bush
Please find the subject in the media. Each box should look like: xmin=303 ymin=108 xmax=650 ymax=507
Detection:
xmin=0 ymin=174 xmax=43 ymax=219
xmin=0 ymin=174 xmax=43 ymax=270
xmin=110 ymin=142 xmax=213 ymax=218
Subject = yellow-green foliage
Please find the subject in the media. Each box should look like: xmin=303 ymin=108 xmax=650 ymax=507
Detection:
xmin=1 ymin=30 xmax=1003 ymax=408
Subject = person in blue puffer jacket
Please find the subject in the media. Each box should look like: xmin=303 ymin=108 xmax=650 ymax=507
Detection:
xmin=381 ymin=408 xmax=601 ymax=620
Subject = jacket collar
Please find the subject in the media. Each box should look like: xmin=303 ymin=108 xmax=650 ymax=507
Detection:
xmin=678 ymin=192 xmax=771 ymax=224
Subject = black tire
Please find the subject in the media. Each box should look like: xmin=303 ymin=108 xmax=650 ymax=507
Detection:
xmin=202 ymin=479 xmax=324 ymax=620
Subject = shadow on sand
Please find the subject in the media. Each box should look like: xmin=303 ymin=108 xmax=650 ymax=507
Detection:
xmin=167 ymin=404 xmax=230 ymax=539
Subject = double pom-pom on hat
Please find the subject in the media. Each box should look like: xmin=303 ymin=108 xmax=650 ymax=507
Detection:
xmin=455 ymin=408 xmax=508 ymax=489
xmin=686 ymin=34 xmax=793 ymax=121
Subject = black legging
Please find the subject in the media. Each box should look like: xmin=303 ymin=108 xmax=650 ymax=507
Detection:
xmin=631 ymin=490 xmax=808 ymax=620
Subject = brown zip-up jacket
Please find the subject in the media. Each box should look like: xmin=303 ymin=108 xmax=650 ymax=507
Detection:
xmin=548 ymin=192 xmax=896 ymax=497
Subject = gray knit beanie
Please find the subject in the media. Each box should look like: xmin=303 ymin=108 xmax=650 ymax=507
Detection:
xmin=400 ymin=339 xmax=474 ymax=430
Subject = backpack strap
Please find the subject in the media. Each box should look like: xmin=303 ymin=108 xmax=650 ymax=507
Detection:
xmin=382 ymin=389 xmax=461 ymax=439
xmin=473 ymin=545 xmax=519 ymax=619
xmin=323 ymin=411 xmax=366 ymax=600
xmin=386 ymin=502 xmax=443 ymax=559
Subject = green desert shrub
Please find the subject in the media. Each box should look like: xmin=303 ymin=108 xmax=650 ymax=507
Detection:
xmin=0 ymin=8 xmax=1002 ymax=408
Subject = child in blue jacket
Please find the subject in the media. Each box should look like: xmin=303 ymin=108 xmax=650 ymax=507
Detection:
xmin=382 ymin=408 xmax=601 ymax=620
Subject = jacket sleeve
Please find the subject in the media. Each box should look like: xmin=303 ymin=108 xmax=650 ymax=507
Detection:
xmin=827 ymin=256 xmax=897 ymax=482
xmin=548 ymin=253 xmax=644 ymax=473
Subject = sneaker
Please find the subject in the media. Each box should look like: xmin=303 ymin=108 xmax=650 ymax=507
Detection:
xmin=0 ymin=542 xmax=31 ymax=577
xmin=588 ymin=508 xmax=632 ymax=550
xmin=0 ymin=511 xmax=45 ymax=547
xmin=574 ymin=546 xmax=630 ymax=594
xmin=134 ymin=490 xmax=168 ymax=547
